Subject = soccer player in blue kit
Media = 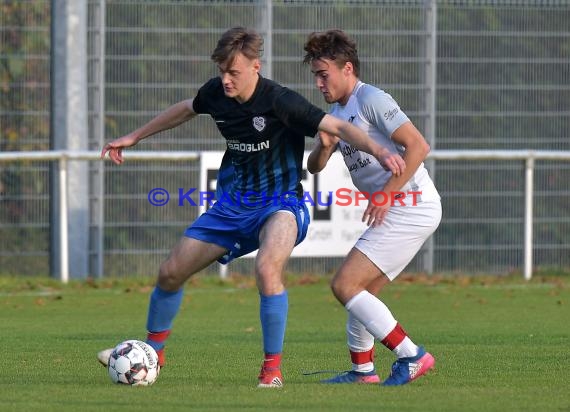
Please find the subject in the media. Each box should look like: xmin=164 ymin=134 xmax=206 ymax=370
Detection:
xmin=98 ymin=27 xmax=405 ymax=388
xmin=303 ymin=29 xmax=441 ymax=386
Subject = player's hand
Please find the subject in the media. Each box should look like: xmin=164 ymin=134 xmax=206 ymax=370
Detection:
xmin=100 ymin=134 xmax=139 ymax=165
xmin=318 ymin=130 xmax=340 ymax=148
xmin=376 ymin=149 xmax=405 ymax=176
xmin=362 ymin=200 xmax=390 ymax=228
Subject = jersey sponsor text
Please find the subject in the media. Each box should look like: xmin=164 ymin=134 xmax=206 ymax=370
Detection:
xmin=227 ymin=140 xmax=270 ymax=152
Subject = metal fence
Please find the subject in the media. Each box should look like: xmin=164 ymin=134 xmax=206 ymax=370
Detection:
xmin=2 ymin=148 xmax=569 ymax=282
xmin=1 ymin=0 xmax=569 ymax=278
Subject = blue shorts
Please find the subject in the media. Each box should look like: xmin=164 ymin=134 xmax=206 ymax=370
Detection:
xmin=184 ymin=201 xmax=310 ymax=264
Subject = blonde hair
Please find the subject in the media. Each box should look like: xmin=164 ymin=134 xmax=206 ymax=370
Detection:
xmin=211 ymin=27 xmax=264 ymax=67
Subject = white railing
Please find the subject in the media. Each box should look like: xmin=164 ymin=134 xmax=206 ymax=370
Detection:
xmin=1 ymin=149 xmax=570 ymax=282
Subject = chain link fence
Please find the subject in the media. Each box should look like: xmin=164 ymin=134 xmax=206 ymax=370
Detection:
xmin=1 ymin=0 xmax=569 ymax=277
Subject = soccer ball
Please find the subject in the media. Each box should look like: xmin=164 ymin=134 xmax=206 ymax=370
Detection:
xmin=107 ymin=340 xmax=159 ymax=386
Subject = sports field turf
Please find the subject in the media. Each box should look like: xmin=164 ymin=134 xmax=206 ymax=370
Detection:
xmin=0 ymin=274 xmax=568 ymax=412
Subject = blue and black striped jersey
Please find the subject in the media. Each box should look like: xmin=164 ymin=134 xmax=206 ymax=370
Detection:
xmin=193 ymin=76 xmax=326 ymax=209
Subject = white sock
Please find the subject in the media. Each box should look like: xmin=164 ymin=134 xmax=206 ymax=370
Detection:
xmin=393 ymin=337 xmax=419 ymax=358
xmin=346 ymin=312 xmax=374 ymax=373
xmin=346 ymin=290 xmax=418 ymax=359
xmin=345 ymin=290 xmax=397 ymax=339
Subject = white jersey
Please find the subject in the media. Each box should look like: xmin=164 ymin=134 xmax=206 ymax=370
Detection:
xmin=331 ymin=81 xmax=439 ymax=204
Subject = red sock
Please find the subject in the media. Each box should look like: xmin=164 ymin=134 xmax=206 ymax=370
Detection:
xmin=381 ymin=323 xmax=407 ymax=351
xmin=147 ymin=330 xmax=170 ymax=366
xmin=154 ymin=348 xmax=165 ymax=367
xmin=263 ymin=353 xmax=282 ymax=370
xmin=350 ymin=347 xmax=375 ymax=365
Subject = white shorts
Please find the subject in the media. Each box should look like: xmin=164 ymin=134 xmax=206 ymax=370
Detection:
xmin=354 ymin=200 xmax=442 ymax=281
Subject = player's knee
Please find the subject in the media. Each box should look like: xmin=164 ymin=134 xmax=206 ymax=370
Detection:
xmin=157 ymin=260 xmax=184 ymax=291
xmin=330 ymin=277 xmax=344 ymax=299
xmin=255 ymin=260 xmax=280 ymax=282
xmin=330 ymin=275 xmax=357 ymax=304
xmin=255 ymin=265 xmax=284 ymax=295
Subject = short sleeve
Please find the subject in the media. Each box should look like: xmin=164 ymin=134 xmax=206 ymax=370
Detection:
xmin=192 ymin=78 xmax=220 ymax=115
xmin=359 ymin=86 xmax=409 ymax=137
xmin=273 ymin=88 xmax=326 ymax=137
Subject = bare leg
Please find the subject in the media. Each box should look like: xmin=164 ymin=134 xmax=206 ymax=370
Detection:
xmin=255 ymin=211 xmax=297 ymax=295
xmin=255 ymin=211 xmax=298 ymax=387
xmin=146 ymin=237 xmax=228 ymax=365
xmin=157 ymin=237 xmax=227 ymax=291
xmin=326 ymin=248 xmax=420 ymax=382
xmin=331 ymin=247 xmax=388 ymax=305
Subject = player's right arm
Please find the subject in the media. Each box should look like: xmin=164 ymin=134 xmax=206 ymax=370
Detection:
xmin=101 ymin=99 xmax=197 ymax=164
xmin=318 ymin=113 xmax=405 ymax=176
xmin=307 ymin=131 xmax=339 ymax=174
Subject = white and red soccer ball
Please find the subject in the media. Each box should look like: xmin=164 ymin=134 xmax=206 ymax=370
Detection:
xmin=107 ymin=340 xmax=159 ymax=386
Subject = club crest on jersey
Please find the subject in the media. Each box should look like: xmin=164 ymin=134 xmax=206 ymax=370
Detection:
xmin=253 ymin=116 xmax=266 ymax=132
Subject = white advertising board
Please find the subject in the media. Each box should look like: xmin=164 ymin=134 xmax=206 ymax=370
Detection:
xmin=199 ymin=151 xmax=367 ymax=257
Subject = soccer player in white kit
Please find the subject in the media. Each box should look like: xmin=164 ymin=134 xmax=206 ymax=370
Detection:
xmin=303 ymin=29 xmax=442 ymax=385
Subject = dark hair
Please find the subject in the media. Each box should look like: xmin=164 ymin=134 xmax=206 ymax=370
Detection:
xmin=211 ymin=26 xmax=264 ymax=66
xmin=303 ymin=29 xmax=360 ymax=77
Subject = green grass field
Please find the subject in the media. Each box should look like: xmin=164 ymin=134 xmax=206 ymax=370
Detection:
xmin=1 ymin=274 xmax=569 ymax=412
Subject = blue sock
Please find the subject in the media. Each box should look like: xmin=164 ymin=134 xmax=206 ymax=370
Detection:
xmin=145 ymin=286 xmax=183 ymax=351
xmin=259 ymin=291 xmax=288 ymax=354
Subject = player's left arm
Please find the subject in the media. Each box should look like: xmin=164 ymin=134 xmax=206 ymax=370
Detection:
xmin=381 ymin=121 xmax=430 ymax=194
xmin=307 ymin=131 xmax=338 ymax=174
xmin=362 ymin=121 xmax=430 ymax=226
